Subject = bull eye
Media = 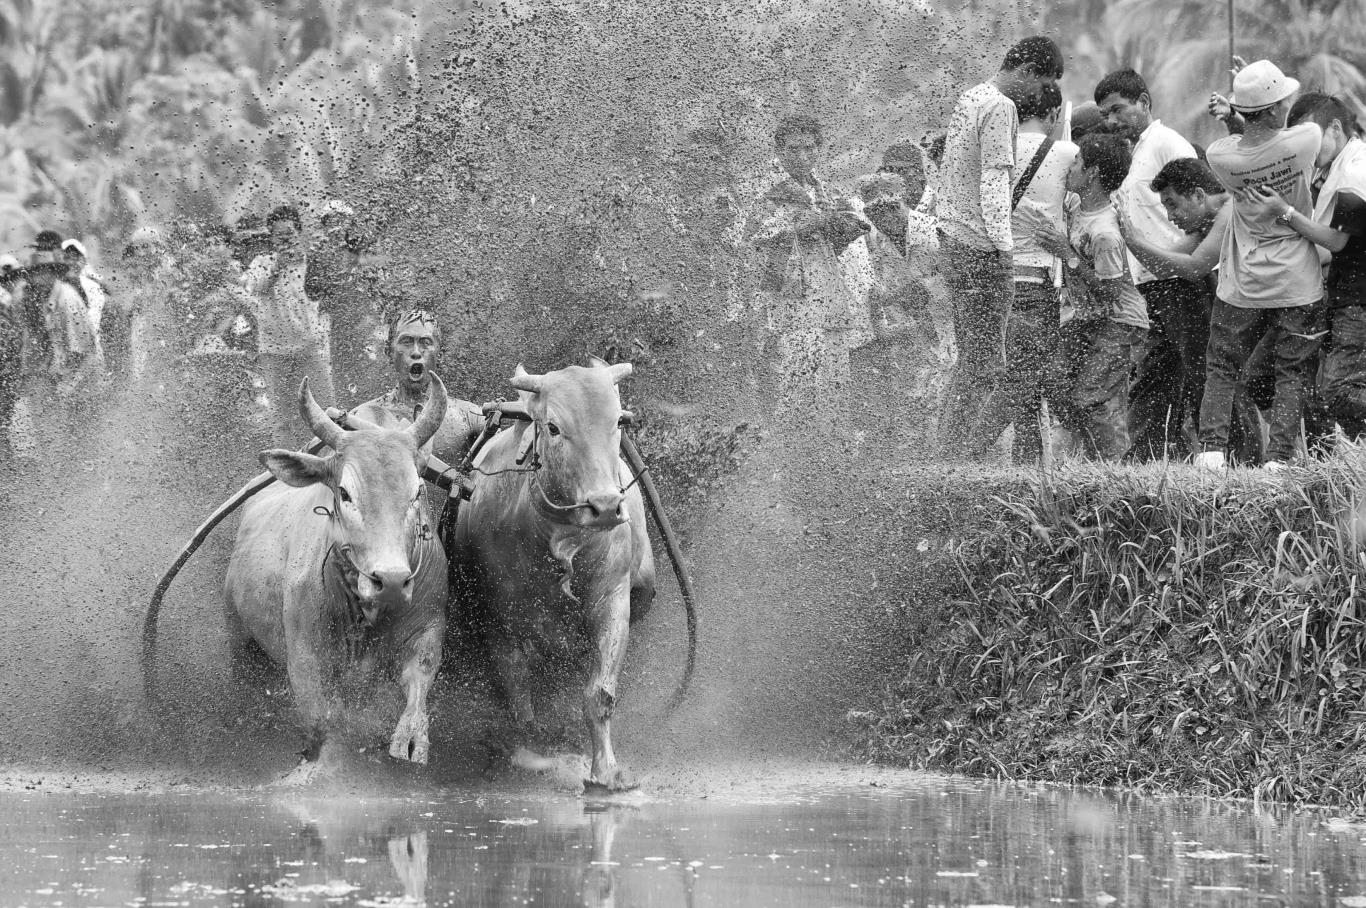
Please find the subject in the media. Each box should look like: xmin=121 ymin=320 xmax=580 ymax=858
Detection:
xmin=546 ymin=422 xmax=561 ymax=437
xmin=338 ymin=486 xmax=353 ymax=504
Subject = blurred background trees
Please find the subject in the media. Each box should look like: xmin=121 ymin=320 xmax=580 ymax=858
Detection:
xmin=0 ymin=0 xmax=1363 ymax=355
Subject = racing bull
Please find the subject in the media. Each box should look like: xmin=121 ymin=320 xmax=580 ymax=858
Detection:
xmin=223 ymin=377 xmax=449 ymax=765
xmin=451 ymin=360 xmax=654 ymax=792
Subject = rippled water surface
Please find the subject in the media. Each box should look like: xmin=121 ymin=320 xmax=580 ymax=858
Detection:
xmin=7 ymin=770 xmax=1366 ymax=907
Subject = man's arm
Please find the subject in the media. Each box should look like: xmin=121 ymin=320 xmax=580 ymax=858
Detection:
xmin=981 ymin=167 xmax=1012 ymax=252
xmin=1120 ymin=202 xmax=1230 ymax=281
xmin=1240 ymin=184 xmax=1361 ymax=254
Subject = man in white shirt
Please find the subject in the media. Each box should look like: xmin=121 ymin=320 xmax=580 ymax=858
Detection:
xmin=972 ymin=81 xmax=1077 ymax=463
xmin=934 ymin=36 xmax=1063 ymax=457
xmin=1095 ymin=69 xmax=1200 ymax=461
xmin=242 ymin=204 xmax=337 ymax=446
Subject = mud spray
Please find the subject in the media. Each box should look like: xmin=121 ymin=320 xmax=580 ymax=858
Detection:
xmin=0 ymin=0 xmax=1035 ymax=791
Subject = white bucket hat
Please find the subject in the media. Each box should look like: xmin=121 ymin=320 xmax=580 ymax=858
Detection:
xmin=1229 ymin=60 xmax=1300 ymax=112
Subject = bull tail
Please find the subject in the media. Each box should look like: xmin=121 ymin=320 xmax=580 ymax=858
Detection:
xmin=142 ymin=469 xmax=280 ymax=705
xmin=620 ymin=434 xmax=696 ymax=714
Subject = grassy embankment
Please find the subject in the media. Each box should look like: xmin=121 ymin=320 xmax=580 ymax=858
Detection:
xmin=857 ymin=455 xmax=1366 ymax=809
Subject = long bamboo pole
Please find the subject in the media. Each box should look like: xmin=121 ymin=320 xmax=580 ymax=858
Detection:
xmin=1227 ymin=0 xmax=1236 ymax=90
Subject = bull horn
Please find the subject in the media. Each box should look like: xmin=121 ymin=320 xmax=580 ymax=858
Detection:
xmin=510 ymin=364 xmax=544 ymax=394
xmin=300 ymin=378 xmax=345 ymax=450
xmin=586 ymin=354 xmax=609 ymax=368
xmin=408 ymin=373 xmax=448 ymax=448
xmin=607 ymin=363 xmax=633 ymax=384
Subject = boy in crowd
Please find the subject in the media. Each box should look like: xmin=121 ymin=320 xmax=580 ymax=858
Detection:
xmin=1094 ymin=69 xmax=1201 ymax=460
xmin=1239 ymin=93 xmax=1366 ymax=438
xmin=1022 ymin=134 xmax=1148 ymax=460
xmin=972 ymin=81 xmax=1077 ymax=463
xmin=747 ymin=113 xmax=869 ymax=435
xmin=934 ymin=35 xmax=1063 ymax=456
xmin=1199 ymin=60 xmax=1323 ymax=471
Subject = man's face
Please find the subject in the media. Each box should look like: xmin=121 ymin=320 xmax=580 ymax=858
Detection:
xmin=63 ymin=249 xmax=84 ymax=269
xmin=880 ymin=159 xmax=926 ymax=206
xmin=776 ymin=132 xmax=821 ymax=183
xmin=390 ymin=319 xmax=440 ymax=391
xmin=1316 ymin=119 xmax=1347 ymax=169
xmin=1097 ymin=92 xmax=1151 ymax=141
xmin=271 ymin=219 xmax=300 ymax=251
xmin=1158 ymin=187 xmax=1209 ymax=234
xmin=1065 ymin=154 xmax=1090 ymax=193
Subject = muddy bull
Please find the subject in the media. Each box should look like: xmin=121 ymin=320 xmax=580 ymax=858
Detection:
xmin=223 ymin=377 xmax=449 ymax=764
xmin=451 ymin=360 xmax=654 ymax=791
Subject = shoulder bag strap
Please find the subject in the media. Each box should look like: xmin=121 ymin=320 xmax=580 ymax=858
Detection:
xmin=1011 ymin=128 xmax=1058 ymax=211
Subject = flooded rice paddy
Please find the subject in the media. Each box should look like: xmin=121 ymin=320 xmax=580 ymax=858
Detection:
xmin=7 ymin=767 xmax=1366 ymax=907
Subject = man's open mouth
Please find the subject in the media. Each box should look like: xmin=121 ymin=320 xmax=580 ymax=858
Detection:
xmin=408 ymin=363 xmax=426 ymax=380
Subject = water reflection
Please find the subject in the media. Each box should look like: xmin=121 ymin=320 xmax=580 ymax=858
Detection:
xmin=8 ymin=774 xmax=1366 ymax=906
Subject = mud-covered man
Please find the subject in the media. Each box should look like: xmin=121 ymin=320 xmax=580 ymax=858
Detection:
xmin=349 ymin=308 xmax=484 ymax=513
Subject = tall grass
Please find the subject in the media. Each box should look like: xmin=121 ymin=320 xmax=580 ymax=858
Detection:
xmin=857 ymin=454 xmax=1366 ymax=808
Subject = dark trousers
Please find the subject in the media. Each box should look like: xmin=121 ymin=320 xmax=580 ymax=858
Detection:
xmin=258 ymin=346 xmax=337 ymax=448
xmin=1199 ymin=299 xmax=1322 ymax=462
xmin=1322 ymin=305 xmax=1366 ymax=437
xmin=1128 ymin=278 xmax=1210 ymax=460
xmin=1052 ymin=318 xmax=1146 ymax=461
xmin=937 ymin=232 xmax=1014 ymax=455
xmin=972 ymin=281 xmax=1059 ymax=463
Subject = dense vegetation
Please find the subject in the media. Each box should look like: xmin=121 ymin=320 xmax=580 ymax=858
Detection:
xmin=857 ymin=457 xmax=1366 ymax=808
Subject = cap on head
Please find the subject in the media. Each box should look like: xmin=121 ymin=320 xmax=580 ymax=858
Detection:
xmin=1229 ymin=60 xmax=1300 ymax=112
xmin=34 ymin=230 xmax=62 ymax=252
xmin=1071 ymin=102 xmax=1106 ymax=138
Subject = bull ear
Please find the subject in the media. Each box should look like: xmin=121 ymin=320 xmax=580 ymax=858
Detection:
xmin=586 ymin=353 xmax=609 ymax=368
xmin=509 ymin=363 xmax=544 ymax=394
xmin=607 ymin=363 xmax=633 ymax=384
xmin=259 ymin=450 xmax=332 ymax=487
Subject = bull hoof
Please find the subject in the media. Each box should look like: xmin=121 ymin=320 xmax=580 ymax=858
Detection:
xmin=583 ymin=773 xmax=640 ymax=795
xmin=389 ymin=730 xmax=430 ymax=765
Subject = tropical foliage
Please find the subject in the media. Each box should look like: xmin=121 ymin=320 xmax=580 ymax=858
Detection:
xmin=857 ymin=456 xmax=1366 ymax=808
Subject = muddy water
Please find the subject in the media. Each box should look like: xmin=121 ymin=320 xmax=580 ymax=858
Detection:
xmin=7 ymin=769 xmax=1366 ymax=907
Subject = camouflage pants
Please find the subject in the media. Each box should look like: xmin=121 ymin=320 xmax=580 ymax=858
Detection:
xmin=1051 ymin=318 xmax=1146 ymax=461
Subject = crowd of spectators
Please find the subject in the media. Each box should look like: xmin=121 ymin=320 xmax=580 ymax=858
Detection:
xmin=750 ymin=37 xmax=1366 ymax=472
xmin=0 ymin=200 xmax=382 ymax=457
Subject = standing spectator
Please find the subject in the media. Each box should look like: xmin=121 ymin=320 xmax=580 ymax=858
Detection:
xmin=61 ymin=240 xmax=107 ymax=363
xmin=1022 ymin=134 xmax=1148 ymax=460
xmin=1199 ymin=60 xmax=1323 ymax=471
xmin=242 ymin=204 xmax=336 ymax=446
xmin=1094 ymin=69 xmax=1202 ymax=461
xmin=746 ymin=113 xmax=869 ymax=436
xmin=1238 ymin=93 xmax=1366 ymax=439
xmin=114 ymin=227 xmax=172 ymax=382
xmin=0 ymin=255 xmax=23 ymax=455
xmin=306 ymin=199 xmax=379 ymax=400
xmin=972 ymin=81 xmax=1077 ymax=463
xmin=47 ymin=251 xmax=102 ymax=397
xmin=16 ymin=230 xmax=65 ymax=376
xmin=934 ymin=35 xmax=1064 ymax=457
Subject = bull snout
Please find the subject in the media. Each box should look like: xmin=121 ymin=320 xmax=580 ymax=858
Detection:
xmin=356 ymin=566 xmax=416 ymax=616
xmin=585 ymin=491 xmax=626 ymax=526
